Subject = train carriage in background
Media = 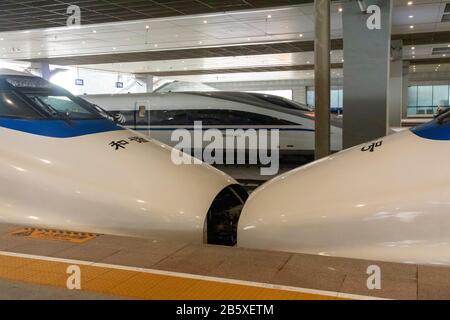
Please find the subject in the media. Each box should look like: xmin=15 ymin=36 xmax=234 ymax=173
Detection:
xmin=83 ymin=91 xmax=343 ymax=161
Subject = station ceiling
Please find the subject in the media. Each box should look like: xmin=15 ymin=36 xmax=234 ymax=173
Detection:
xmin=0 ymin=0 xmax=313 ymax=32
xmin=1 ymin=0 xmax=449 ymax=79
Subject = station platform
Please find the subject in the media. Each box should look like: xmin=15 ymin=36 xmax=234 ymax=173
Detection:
xmin=400 ymin=117 xmax=431 ymax=127
xmin=0 ymin=223 xmax=447 ymax=300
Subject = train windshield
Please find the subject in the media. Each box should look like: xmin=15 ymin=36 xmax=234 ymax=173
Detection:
xmin=23 ymin=92 xmax=101 ymax=120
xmin=0 ymin=90 xmax=44 ymax=119
xmin=0 ymin=75 xmax=103 ymax=120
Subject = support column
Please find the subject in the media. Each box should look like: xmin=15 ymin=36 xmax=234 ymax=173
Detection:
xmin=402 ymin=61 xmax=410 ymax=118
xmin=135 ymin=74 xmax=154 ymax=93
xmin=314 ymin=0 xmax=331 ymax=160
xmin=30 ymin=62 xmax=51 ymax=80
xmin=342 ymin=0 xmax=393 ymax=148
xmin=388 ymin=40 xmax=403 ymax=128
xmin=292 ymin=86 xmax=307 ymax=104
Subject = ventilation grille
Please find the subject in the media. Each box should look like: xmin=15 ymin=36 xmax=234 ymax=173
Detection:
xmin=432 ymin=47 xmax=450 ymax=55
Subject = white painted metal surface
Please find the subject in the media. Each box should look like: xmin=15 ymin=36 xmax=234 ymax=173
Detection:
xmin=238 ymin=129 xmax=450 ymax=265
xmin=0 ymin=119 xmax=234 ymax=243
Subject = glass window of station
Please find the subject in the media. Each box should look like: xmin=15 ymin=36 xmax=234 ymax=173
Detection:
xmin=408 ymin=84 xmax=450 ymax=116
xmin=306 ymin=87 xmax=343 ymax=113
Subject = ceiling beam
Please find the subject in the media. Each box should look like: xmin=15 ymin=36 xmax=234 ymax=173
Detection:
xmin=24 ymin=40 xmax=342 ymax=65
xmin=143 ymin=63 xmax=344 ymax=77
xmin=393 ymin=31 xmax=450 ymax=46
xmin=22 ymin=31 xmax=450 ymax=66
xmin=407 ymin=57 xmax=450 ymax=65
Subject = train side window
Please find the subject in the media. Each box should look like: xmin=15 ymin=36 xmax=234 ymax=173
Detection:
xmin=149 ymin=109 xmax=297 ymax=126
xmin=150 ymin=110 xmax=189 ymax=125
xmin=227 ymin=110 xmax=297 ymax=126
xmin=186 ymin=110 xmax=224 ymax=125
xmin=187 ymin=109 xmax=297 ymax=126
xmin=0 ymin=91 xmax=43 ymax=119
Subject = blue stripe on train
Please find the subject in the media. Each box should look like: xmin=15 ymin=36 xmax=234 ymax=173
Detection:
xmin=0 ymin=118 xmax=123 ymax=138
xmin=411 ymin=119 xmax=450 ymax=140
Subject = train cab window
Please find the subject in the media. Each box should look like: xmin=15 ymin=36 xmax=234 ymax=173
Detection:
xmin=24 ymin=93 xmax=101 ymax=120
xmin=0 ymin=91 xmax=43 ymax=119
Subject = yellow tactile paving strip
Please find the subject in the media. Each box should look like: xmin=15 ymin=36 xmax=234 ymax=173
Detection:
xmin=0 ymin=254 xmax=341 ymax=300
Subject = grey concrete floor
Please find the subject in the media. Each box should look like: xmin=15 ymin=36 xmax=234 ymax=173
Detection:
xmin=0 ymin=223 xmax=447 ymax=299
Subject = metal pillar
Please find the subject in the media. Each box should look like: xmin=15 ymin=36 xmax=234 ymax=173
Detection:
xmin=402 ymin=61 xmax=410 ymax=119
xmin=314 ymin=0 xmax=330 ymax=160
xmin=388 ymin=40 xmax=403 ymax=128
xmin=145 ymin=74 xmax=154 ymax=92
xmin=29 ymin=62 xmax=51 ymax=80
xmin=135 ymin=74 xmax=154 ymax=93
xmin=342 ymin=0 xmax=393 ymax=148
xmin=293 ymin=86 xmax=307 ymax=104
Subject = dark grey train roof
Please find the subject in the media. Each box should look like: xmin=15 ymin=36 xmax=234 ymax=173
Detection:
xmin=185 ymin=91 xmax=312 ymax=116
xmin=181 ymin=92 xmax=342 ymax=128
xmin=0 ymin=68 xmax=34 ymax=77
xmin=155 ymin=80 xmax=218 ymax=93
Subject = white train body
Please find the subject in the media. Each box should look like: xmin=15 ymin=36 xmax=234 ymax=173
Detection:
xmin=0 ymin=69 xmax=247 ymax=245
xmin=3 ymin=69 xmax=448 ymax=266
xmin=238 ymin=120 xmax=450 ymax=265
xmin=83 ymin=92 xmax=343 ymax=156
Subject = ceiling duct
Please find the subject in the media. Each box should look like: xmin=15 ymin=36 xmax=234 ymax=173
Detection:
xmin=432 ymin=47 xmax=450 ymax=55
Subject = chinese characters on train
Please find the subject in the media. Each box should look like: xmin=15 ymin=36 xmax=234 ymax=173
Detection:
xmin=109 ymin=136 xmax=148 ymax=150
xmin=361 ymin=140 xmax=383 ymax=152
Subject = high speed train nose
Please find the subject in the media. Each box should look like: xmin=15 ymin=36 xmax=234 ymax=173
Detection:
xmin=237 ymin=129 xmax=450 ymax=264
xmin=70 ymin=131 xmax=249 ymax=244
xmin=0 ymin=69 xmax=252 ymax=248
xmin=0 ymin=115 xmax=247 ymax=244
